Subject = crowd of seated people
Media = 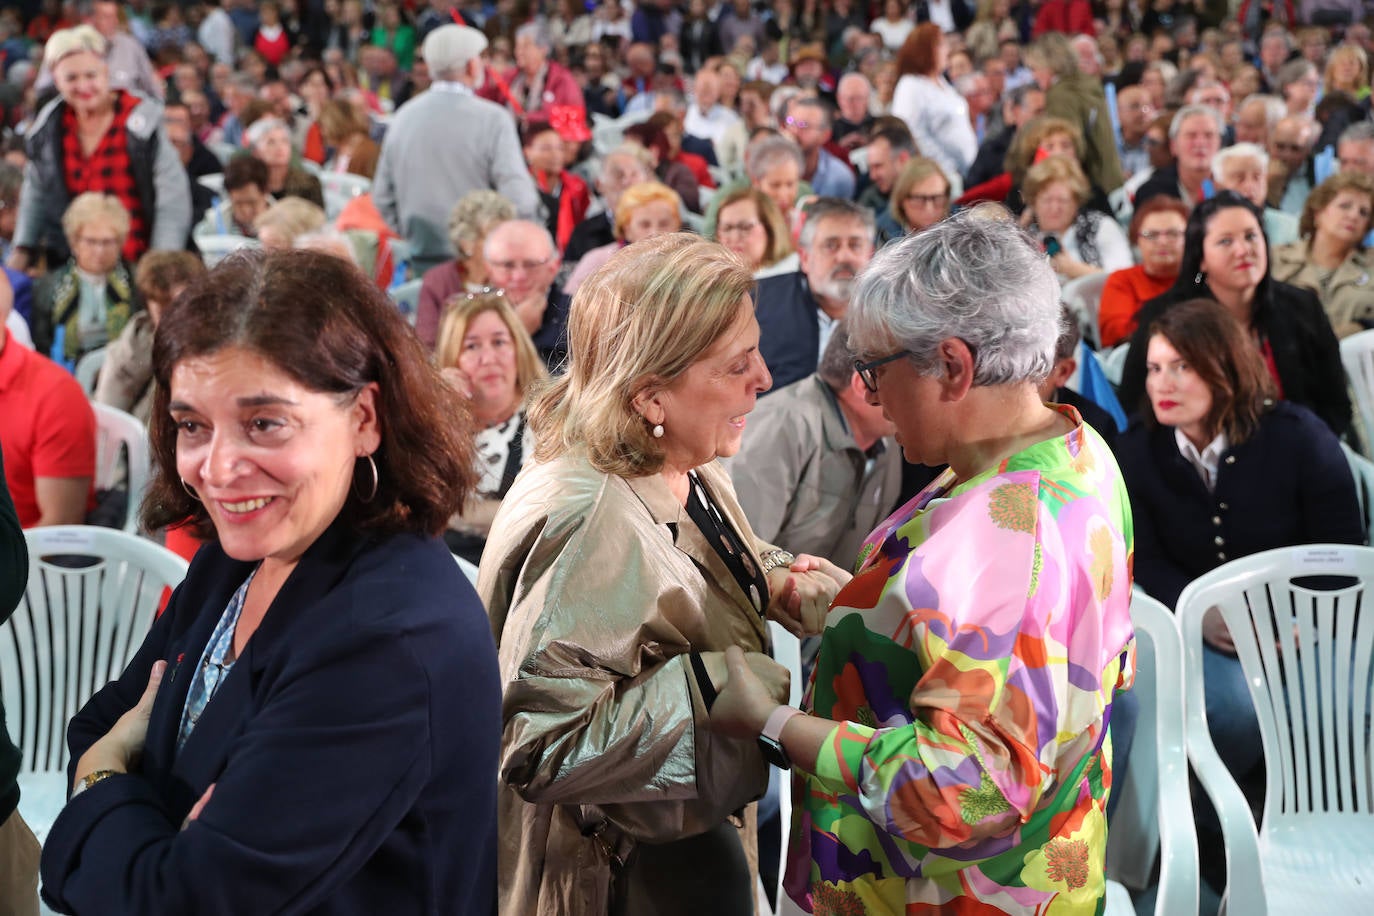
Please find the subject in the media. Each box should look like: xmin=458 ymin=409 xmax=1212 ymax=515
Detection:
xmin=3 ymin=1 xmax=1374 ymax=913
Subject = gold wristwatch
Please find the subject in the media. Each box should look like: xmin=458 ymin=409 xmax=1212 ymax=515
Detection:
xmin=70 ymin=769 xmax=120 ymax=800
xmin=759 ymin=549 xmax=797 ymax=575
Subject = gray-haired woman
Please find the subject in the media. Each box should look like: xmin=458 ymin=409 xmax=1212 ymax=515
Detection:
xmin=710 ymin=210 xmax=1136 ymax=914
xmin=415 ymin=190 xmax=516 ymax=350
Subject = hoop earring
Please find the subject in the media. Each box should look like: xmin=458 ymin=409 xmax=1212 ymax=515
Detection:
xmin=181 ymin=479 xmax=201 ymax=503
xmin=355 ymin=454 xmax=379 ymax=503
xmin=652 ymin=423 xmax=664 ymax=439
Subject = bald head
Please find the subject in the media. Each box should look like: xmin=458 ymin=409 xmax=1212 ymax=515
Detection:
xmin=483 ymin=220 xmax=561 ymax=305
xmin=836 ymin=73 xmax=872 ymax=124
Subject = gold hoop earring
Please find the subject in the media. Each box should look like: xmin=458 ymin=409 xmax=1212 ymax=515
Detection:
xmin=354 ymin=453 xmax=380 ymax=503
xmin=181 ymin=479 xmax=202 ymax=503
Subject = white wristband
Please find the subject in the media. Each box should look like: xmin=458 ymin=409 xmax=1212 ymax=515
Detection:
xmin=761 ymin=705 xmax=804 ymax=743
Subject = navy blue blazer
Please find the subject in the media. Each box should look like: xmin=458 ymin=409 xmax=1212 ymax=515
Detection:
xmin=754 ymin=271 xmax=822 ymax=394
xmin=1114 ymin=401 xmax=1364 ymax=610
xmin=40 ymin=521 xmax=500 ymax=916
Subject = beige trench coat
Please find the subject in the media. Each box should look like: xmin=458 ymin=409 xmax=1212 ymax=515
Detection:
xmin=1271 ymin=241 xmax=1374 ymax=338
xmin=478 ymin=455 xmax=777 ymax=916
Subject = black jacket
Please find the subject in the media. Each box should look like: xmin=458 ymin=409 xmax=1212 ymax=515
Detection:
xmin=1115 ymin=401 xmax=1363 ymax=609
xmin=1118 ymin=281 xmax=1352 ymax=437
xmin=1132 ymin=163 xmax=1184 ymax=211
xmin=754 ymin=271 xmax=824 ymax=394
xmin=0 ymin=447 xmax=26 ymax=822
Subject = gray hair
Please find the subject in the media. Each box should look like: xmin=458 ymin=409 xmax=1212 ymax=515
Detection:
xmin=42 ymin=24 xmax=106 ymax=70
xmin=1238 ymin=93 xmax=1286 ymax=130
xmin=1213 ymin=142 xmax=1269 ymax=180
xmin=515 ymin=22 xmax=550 ymax=52
xmin=849 ymin=210 xmax=1060 ymax=386
xmin=245 ymin=117 xmax=291 ymax=149
xmin=1339 ymin=122 xmax=1374 ymax=146
xmin=798 ymin=198 xmax=876 ymax=251
xmin=1169 ymin=104 xmax=1224 ymax=140
xmin=1276 ymin=58 xmax=1317 ymax=96
xmin=745 ymin=134 xmax=805 ymax=181
xmin=448 ymin=189 xmax=516 ymax=257
xmin=817 ymin=321 xmax=859 ymax=391
xmin=789 ymin=95 xmax=832 ymax=129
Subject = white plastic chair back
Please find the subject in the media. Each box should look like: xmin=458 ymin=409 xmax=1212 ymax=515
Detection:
xmin=197 ymin=172 xmax=225 ymax=196
xmin=6 ymin=309 xmax=33 ymax=349
xmin=197 ymin=234 xmax=259 ymax=268
xmin=764 ymin=621 xmax=803 ymax=913
xmin=1340 ymin=330 xmax=1374 ymax=457
xmin=91 ymin=403 xmax=150 ymax=534
xmin=1341 ymin=443 xmax=1374 ymax=544
xmin=320 ymin=171 xmax=372 ymax=201
xmin=1105 ymin=590 xmax=1199 ymax=913
xmin=1 ymin=526 xmax=187 ymax=840
xmin=1177 ymin=544 xmax=1374 ymax=913
xmin=453 ymin=553 xmax=479 ymax=586
xmin=390 ymin=278 xmax=423 ymax=325
xmin=1060 ymin=272 xmax=1109 ymax=348
xmin=387 ymin=238 xmax=414 ymax=268
xmin=74 ymin=345 xmax=106 ymax=395
xmin=1101 ymin=343 xmax=1129 ymax=387
xmin=206 ymin=141 xmax=238 ymax=166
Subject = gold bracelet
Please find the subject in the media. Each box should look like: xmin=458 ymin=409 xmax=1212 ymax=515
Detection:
xmin=70 ymin=769 xmax=121 ymax=800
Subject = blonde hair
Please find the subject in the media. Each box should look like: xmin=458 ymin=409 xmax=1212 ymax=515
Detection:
xmin=1023 ymin=155 xmax=1091 ymax=208
xmin=1324 ymin=43 xmax=1370 ymax=95
xmin=253 ymin=197 xmax=327 ymax=245
xmin=528 ymin=234 xmax=754 ymax=477
xmin=61 ymin=192 xmax=130 ymax=247
xmin=712 ymin=186 xmax=794 ymax=267
xmin=613 ymin=181 xmax=682 ymax=239
xmin=434 ymin=292 xmax=547 ymax=403
xmin=889 ymin=156 xmax=951 ymax=231
xmin=44 ymin=25 xmax=107 ymax=70
xmin=1006 ymin=115 xmax=1085 ymax=182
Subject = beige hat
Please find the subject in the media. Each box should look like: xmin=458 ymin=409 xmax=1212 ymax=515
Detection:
xmin=422 ymin=24 xmax=488 ymax=77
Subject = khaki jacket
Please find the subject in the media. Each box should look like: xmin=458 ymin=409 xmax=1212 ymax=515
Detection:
xmin=1271 ymin=241 xmax=1374 ymax=338
xmin=478 ymin=455 xmax=776 ymax=916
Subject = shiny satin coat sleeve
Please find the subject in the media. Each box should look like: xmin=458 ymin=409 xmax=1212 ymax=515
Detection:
xmin=479 ymin=457 xmax=771 ymax=844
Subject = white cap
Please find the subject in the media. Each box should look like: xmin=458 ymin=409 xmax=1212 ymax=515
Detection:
xmin=422 ymin=24 xmax=488 ymax=77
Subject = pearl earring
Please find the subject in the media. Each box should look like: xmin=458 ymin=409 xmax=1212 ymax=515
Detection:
xmin=652 ymin=423 xmax=664 ymax=438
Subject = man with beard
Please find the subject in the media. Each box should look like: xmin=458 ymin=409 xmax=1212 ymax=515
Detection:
xmin=753 ymin=198 xmax=875 ymax=391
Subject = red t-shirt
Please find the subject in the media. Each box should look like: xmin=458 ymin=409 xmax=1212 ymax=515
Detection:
xmin=0 ymin=332 xmax=96 ymax=527
xmin=1097 ymin=265 xmax=1177 ymax=348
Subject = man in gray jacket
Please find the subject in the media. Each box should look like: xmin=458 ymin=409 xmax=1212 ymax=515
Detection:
xmin=373 ymin=25 xmax=540 ymax=274
xmin=727 ymin=322 xmax=902 ymax=572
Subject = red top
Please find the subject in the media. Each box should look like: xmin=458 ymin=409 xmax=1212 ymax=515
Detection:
xmin=254 ymin=28 xmax=291 ymax=67
xmin=62 ymin=90 xmax=148 ymax=263
xmin=1098 ymin=265 xmax=1177 ymax=348
xmin=0 ymin=332 xmax=96 ymax=528
xmin=1032 ymin=0 xmax=1095 ymax=37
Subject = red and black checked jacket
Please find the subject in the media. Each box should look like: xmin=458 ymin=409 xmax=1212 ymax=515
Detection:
xmin=61 ymin=90 xmax=150 ymax=263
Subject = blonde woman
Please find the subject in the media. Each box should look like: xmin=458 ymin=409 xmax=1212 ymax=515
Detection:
xmin=1023 ymin=155 xmax=1132 ymax=281
xmin=253 ymin=197 xmax=328 ymax=249
xmin=31 ymin=192 xmax=137 ymax=367
xmin=482 ymin=233 xmax=844 ymax=915
xmin=1324 ymin=43 xmax=1370 ymax=101
xmin=885 ymin=156 xmax=951 ymax=241
xmin=435 ymin=292 xmax=547 ymax=564
xmin=1271 ymin=171 xmax=1374 ymax=338
xmin=711 ymin=186 xmax=797 ymax=276
xmin=561 ymin=181 xmax=682 ymax=298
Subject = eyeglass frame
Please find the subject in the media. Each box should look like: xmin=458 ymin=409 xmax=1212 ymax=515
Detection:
xmin=854 ymin=350 xmax=911 ymax=393
xmin=486 ymin=254 xmax=555 ymax=274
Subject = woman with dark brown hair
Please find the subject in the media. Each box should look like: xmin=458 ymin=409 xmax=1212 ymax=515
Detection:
xmin=39 ymin=249 xmax=500 ymax=916
xmin=890 ymin=23 xmax=977 ymax=182
xmin=318 ymin=98 xmax=379 ymax=179
xmin=1115 ymin=297 xmax=1361 ymax=787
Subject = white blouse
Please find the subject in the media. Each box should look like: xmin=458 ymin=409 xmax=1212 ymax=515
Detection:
xmin=890 ymin=73 xmax=978 ymax=183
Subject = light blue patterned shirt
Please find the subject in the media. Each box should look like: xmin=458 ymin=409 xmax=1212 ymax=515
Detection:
xmin=177 ymin=567 xmax=257 ymax=753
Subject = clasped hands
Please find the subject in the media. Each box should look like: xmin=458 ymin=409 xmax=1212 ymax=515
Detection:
xmin=765 ymin=553 xmax=850 ymax=638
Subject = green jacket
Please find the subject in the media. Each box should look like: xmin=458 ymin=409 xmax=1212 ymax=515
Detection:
xmin=1047 ymin=73 xmax=1124 ymax=194
xmin=0 ymin=446 xmax=27 ymax=821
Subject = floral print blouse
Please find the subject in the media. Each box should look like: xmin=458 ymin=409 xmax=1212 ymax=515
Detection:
xmin=786 ymin=405 xmax=1136 ymax=915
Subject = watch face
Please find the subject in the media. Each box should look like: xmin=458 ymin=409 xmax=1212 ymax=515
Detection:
xmin=758 ymin=735 xmax=791 ymax=770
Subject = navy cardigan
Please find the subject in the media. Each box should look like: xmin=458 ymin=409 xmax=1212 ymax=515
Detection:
xmin=40 ymin=521 xmax=500 ymax=915
xmin=1114 ymin=401 xmax=1364 ymax=609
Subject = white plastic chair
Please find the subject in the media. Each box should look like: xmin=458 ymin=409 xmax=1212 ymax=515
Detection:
xmin=1101 ymin=343 xmax=1130 ymax=387
xmin=1060 ymin=272 xmax=1110 ymax=349
xmin=197 ymin=172 xmax=225 ymax=196
xmin=1104 ymin=589 xmax=1200 ymax=914
xmin=74 ymin=345 xmax=106 ymax=395
xmin=1 ymin=526 xmax=188 ymax=843
xmin=453 ymin=553 xmax=479 ymax=586
xmin=196 ymin=234 xmax=259 ymax=268
xmin=390 ymin=278 xmax=423 ymax=325
xmin=387 ymin=237 xmax=414 ymax=269
xmin=320 ymin=171 xmax=372 ymax=201
xmin=1340 ymin=330 xmax=1374 ymax=457
xmin=91 ymin=403 xmax=150 ymax=534
xmin=1177 ymin=544 xmax=1374 ymax=914
xmin=6 ymin=309 xmax=33 ymax=349
xmin=206 ymin=141 xmax=238 ymax=166
xmin=759 ymin=621 xmax=803 ymax=916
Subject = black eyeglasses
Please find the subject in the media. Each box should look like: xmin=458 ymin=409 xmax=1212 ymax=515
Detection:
xmin=854 ymin=350 xmax=910 ymax=393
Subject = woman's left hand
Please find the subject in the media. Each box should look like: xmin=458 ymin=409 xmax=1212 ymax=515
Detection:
xmin=1051 ymin=252 xmax=1098 ymax=280
xmin=72 ymin=660 xmax=165 ymax=789
xmin=766 ymin=554 xmax=851 ymax=638
xmin=710 ymin=646 xmax=788 ymax=739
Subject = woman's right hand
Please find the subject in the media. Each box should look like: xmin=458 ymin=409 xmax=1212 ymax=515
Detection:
xmin=1201 ymin=605 xmax=1235 ymax=653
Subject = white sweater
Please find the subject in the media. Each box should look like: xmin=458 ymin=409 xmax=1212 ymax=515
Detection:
xmin=890 ymin=74 xmax=978 ymax=182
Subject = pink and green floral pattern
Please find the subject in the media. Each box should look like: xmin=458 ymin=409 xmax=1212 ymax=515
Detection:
xmin=786 ymin=405 xmax=1135 ymax=915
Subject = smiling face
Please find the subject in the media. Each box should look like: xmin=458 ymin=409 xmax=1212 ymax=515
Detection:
xmin=170 ymin=347 xmax=380 ymax=570
xmin=623 ymin=199 xmax=680 ymax=243
xmin=1145 ymin=334 xmax=1213 ymax=445
xmin=1200 ymin=206 xmax=1267 ymax=298
xmin=457 ymin=309 xmax=520 ymax=419
xmin=716 ymin=197 xmax=769 ymax=268
xmin=648 ymin=301 xmax=772 ymax=471
xmin=53 ymin=50 xmax=110 ymax=116
xmin=1314 ymin=188 xmax=1374 ymax=247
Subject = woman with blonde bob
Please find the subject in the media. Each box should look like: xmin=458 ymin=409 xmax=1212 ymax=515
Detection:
xmin=481 ymin=234 xmax=847 ymax=916
xmin=1271 ymin=171 xmax=1374 ymax=337
xmin=710 ymin=185 xmax=797 ymax=276
xmin=561 ymin=180 xmax=682 ymax=297
xmin=886 ymin=155 xmax=952 ymax=237
xmin=434 ymin=292 xmax=547 ymax=564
